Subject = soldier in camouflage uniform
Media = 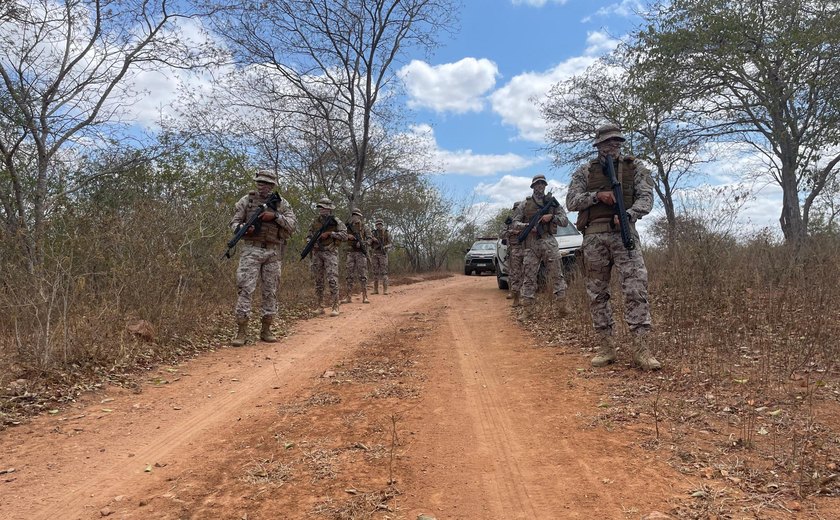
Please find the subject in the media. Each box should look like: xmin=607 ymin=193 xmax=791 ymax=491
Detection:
xmin=229 ymin=170 xmax=298 ymax=346
xmin=500 ymin=201 xmax=525 ymax=306
xmin=343 ymin=208 xmax=370 ymax=304
xmin=307 ymin=197 xmax=348 ymax=316
xmin=566 ymin=124 xmax=661 ymax=371
xmin=513 ymin=174 xmax=570 ymax=310
xmin=370 ymin=218 xmax=391 ymax=295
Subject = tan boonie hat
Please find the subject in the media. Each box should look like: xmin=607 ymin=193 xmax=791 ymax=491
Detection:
xmin=316 ymin=197 xmax=335 ymax=210
xmin=530 ymin=174 xmax=548 ymax=188
xmin=512 ymin=201 xmax=521 ymax=209
xmin=592 ymin=124 xmax=626 ymax=147
xmin=351 ymin=208 xmax=363 ymax=217
xmin=375 ymin=218 xmax=384 ymax=225
xmin=253 ymin=169 xmax=277 ymax=185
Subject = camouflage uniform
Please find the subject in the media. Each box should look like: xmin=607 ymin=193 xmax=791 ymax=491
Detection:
xmin=500 ymin=202 xmax=525 ymax=304
xmin=307 ymin=198 xmax=348 ymax=316
xmin=513 ymin=174 xmax=569 ymax=306
xmin=566 ymin=124 xmax=660 ymax=370
xmin=370 ymin=219 xmax=391 ymax=294
xmin=343 ymin=208 xmax=370 ymax=304
xmin=229 ymin=170 xmax=297 ymax=345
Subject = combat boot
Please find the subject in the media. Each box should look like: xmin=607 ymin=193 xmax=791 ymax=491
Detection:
xmin=231 ymin=317 xmax=248 ymax=347
xmin=631 ymin=336 xmax=662 ymax=371
xmin=512 ymin=292 xmax=521 ymax=307
xmin=372 ymin=280 xmax=379 ymax=294
xmin=383 ymin=280 xmax=389 ymax=295
xmin=315 ymin=293 xmax=325 ymax=315
xmin=591 ymin=334 xmax=617 ymax=367
xmin=330 ymin=301 xmax=340 ymax=317
xmin=260 ymin=315 xmax=277 ymax=342
xmin=362 ymin=287 xmax=370 ymax=304
xmin=343 ymin=293 xmax=352 ymax=304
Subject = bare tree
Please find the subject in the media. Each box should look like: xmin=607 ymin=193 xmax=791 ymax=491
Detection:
xmin=209 ymin=0 xmax=457 ymax=207
xmin=0 ymin=0 xmax=221 ymax=267
xmin=540 ymin=55 xmax=708 ymax=233
xmin=635 ymin=0 xmax=840 ymax=245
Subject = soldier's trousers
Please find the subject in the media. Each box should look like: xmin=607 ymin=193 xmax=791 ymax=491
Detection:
xmin=312 ymin=249 xmax=340 ymax=305
xmin=508 ymin=244 xmax=525 ymax=294
xmin=371 ymin=253 xmax=389 ymax=285
xmin=582 ymin=231 xmax=651 ymax=335
xmin=345 ymin=251 xmax=368 ymax=293
xmin=521 ymin=235 xmax=566 ymax=300
xmin=235 ymin=244 xmax=282 ymax=319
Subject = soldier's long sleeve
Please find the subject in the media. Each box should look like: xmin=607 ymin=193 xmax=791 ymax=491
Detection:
xmin=229 ymin=195 xmax=249 ymax=232
xmin=275 ymin=199 xmax=297 ymax=234
xmin=628 ymin=164 xmax=654 ymax=221
xmin=332 ymin=220 xmax=348 ymax=241
xmin=552 ymin=205 xmax=569 ymax=227
xmin=565 ymin=165 xmax=596 ymax=212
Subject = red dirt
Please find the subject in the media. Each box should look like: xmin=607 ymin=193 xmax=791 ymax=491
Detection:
xmin=0 ymin=275 xmax=834 ymax=519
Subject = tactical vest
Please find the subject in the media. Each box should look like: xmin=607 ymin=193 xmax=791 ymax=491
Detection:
xmin=345 ymin=220 xmax=368 ymax=253
xmin=372 ymin=228 xmax=390 ymax=254
xmin=522 ymin=195 xmax=558 ymax=237
xmin=586 ymin=158 xmax=636 ymax=223
xmin=312 ymin=215 xmax=342 ymax=252
xmin=244 ymin=190 xmax=285 ymax=245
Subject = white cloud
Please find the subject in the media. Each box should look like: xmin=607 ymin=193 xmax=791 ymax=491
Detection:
xmin=475 ymin=174 xmax=568 ymax=206
xmin=584 ymin=30 xmax=621 ymax=55
xmin=488 ymin=56 xmax=596 ymax=143
xmin=511 ymin=0 xmax=569 ymax=6
xmin=399 ymin=58 xmax=499 ymax=114
xmin=410 ymin=124 xmax=538 ymax=176
xmin=582 ymin=0 xmax=645 ymax=22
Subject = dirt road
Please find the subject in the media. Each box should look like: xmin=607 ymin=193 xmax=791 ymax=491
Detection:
xmin=0 ymin=275 xmax=689 ymax=519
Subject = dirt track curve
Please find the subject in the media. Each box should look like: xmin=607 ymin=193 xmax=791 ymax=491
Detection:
xmin=0 ymin=275 xmax=691 ymax=519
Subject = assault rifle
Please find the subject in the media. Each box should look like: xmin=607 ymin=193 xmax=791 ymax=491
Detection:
xmin=223 ymin=192 xmax=282 ymax=259
xmin=602 ymin=158 xmax=635 ymax=250
xmin=517 ymin=194 xmax=560 ymax=243
xmin=346 ymin=221 xmax=369 ymax=257
xmin=300 ymin=215 xmax=337 ymax=260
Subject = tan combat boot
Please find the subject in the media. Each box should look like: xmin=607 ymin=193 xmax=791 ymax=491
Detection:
xmin=362 ymin=287 xmax=370 ymax=304
xmin=231 ymin=317 xmax=248 ymax=347
xmin=372 ymin=280 xmax=379 ymax=294
xmin=260 ymin=315 xmax=277 ymax=342
xmin=315 ymin=292 xmax=325 ymax=315
xmin=631 ymin=336 xmax=662 ymax=371
xmin=383 ymin=280 xmax=389 ymax=295
xmin=330 ymin=302 xmax=340 ymax=317
xmin=343 ymin=291 xmax=352 ymax=304
xmin=512 ymin=292 xmax=521 ymax=307
xmin=591 ymin=334 xmax=617 ymax=367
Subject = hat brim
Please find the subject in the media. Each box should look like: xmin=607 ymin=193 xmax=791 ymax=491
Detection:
xmin=593 ymin=133 xmax=626 ymax=147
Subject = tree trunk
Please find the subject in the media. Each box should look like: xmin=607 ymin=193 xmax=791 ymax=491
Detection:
xmin=779 ymin=161 xmax=806 ymax=247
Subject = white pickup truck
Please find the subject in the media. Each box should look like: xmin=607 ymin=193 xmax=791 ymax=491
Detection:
xmin=494 ymin=222 xmax=583 ymax=290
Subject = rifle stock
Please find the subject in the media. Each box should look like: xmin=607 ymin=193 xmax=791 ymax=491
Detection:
xmin=602 ymin=159 xmax=635 ymax=250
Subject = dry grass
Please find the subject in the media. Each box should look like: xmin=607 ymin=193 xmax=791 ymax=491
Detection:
xmin=523 ymin=233 xmax=840 ymax=515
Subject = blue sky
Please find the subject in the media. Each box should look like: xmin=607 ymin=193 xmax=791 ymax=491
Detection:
xmin=119 ymin=0 xmax=782 ymax=236
xmin=392 ymin=0 xmax=784 ymax=235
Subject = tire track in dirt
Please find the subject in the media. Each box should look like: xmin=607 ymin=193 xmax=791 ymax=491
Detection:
xmin=1 ymin=276 xmax=472 ymax=520
xmin=401 ymin=277 xmax=686 ymax=519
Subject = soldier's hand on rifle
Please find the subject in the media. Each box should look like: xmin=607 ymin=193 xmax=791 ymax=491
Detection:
xmin=319 ymin=231 xmax=332 ymax=240
xmin=245 ymin=225 xmax=255 ymax=236
xmin=596 ymin=191 xmax=616 ymax=205
xmin=259 ymin=211 xmax=275 ymax=222
xmin=540 ymin=214 xmax=553 ymax=223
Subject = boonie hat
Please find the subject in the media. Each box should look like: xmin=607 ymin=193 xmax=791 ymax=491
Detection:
xmin=351 ymin=208 xmax=363 ymax=217
xmin=316 ymin=197 xmax=335 ymax=210
xmin=375 ymin=218 xmax=384 ymax=225
xmin=254 ymin=169 xmax=277 ymax=185
xmin=592 ymin=124 xmax=626 ymax=147
xmin=530 ymin=174 xmax=548 ymax=188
